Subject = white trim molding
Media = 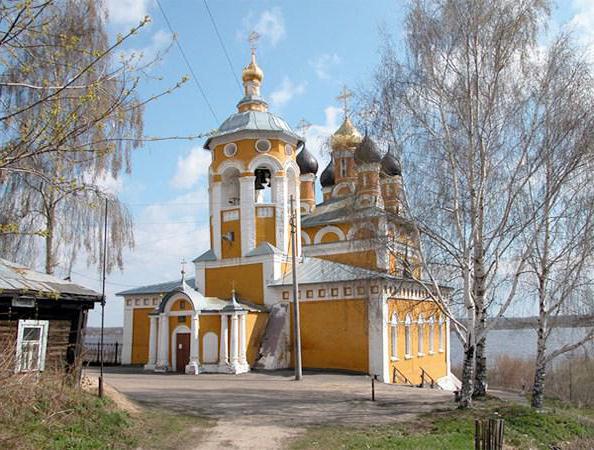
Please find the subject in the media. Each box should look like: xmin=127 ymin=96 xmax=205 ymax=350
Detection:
xmin=313 ymin=225 xmax=346 ymax=244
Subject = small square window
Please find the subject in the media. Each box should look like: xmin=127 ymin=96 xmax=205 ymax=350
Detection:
xmin=178 ymin=316 xmax=186 ymax=323
xmin=143 ymin=298 xmax=149 ymax=306
xmin=282 ymin=291 xmax=289 ymax=300
xmin=331 ymin=288 xmax=339 ymax=297
xmin=306 ymin=290 xmax=313 ymax=299
xmin=153 ymin=298 xmax=158 ymax=305
xmin=180 ymin=300 xmax=186 ymax=309
xmin=371 ymin=285 xmax=379 ymax=294
xmin=343 ymin=287 xmax=352 ymax=296
xmin=134 ymin=298 xmax=140 ymax=306
xmin=126 ymin=299 xmax=132 ymax=306
xmin=357 ymin=286 xmax=365 ymax=295
xmin=318 ymin=289 xmax=326 ymax=298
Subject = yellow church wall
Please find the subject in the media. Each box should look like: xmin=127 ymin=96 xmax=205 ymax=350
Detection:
xmin=199 ymin=315 xmax=221 ymax=360
xmin=245 ymin=312 xmax=269 ymax=365
xmin=131 ymin=308 xmax=153 ymax=364
xmin=387 ymin=299 xmax=447 ymax=385
xmin=205 ymin=263 xmax=264 ymax=304
xmin=291 ymin=298 xmax=369 ymax=373
xmin=220 ymin=214 xmax=242 ymax=259
xmin=321 ymin=232 xmax=340 ymax=243
xmin=211 ymin=139 xmax=295 ymax=173
xmin=255 ymin=214 xmax=276 ymax=247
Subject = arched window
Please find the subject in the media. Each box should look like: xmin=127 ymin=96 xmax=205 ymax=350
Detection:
xmin=254 ymin=165 xmax=272 ymax=203
xmin=428 ymin=316 xmax=435 ymax=353
xmin=390 ymin=313 xmax=398 ymax=360
xmin=221 ymin=168 xmax=240 ymax=206
xmin=438 ymin=316 xmax=445 ymax=352
xmin=404 ymin=314 xmax=412 ymax=358
xmin=417 ymin=314 xmax=425 ymax=355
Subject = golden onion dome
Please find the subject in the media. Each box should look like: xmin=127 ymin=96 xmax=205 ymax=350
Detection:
xmin=330 ymin=117 xmax=362 ymax=150
xmin=242 ymin=51 xmax=264 ymax=83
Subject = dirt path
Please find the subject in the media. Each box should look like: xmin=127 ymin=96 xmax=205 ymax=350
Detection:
xmin=86 ymin=367 xmax=455 ymax=449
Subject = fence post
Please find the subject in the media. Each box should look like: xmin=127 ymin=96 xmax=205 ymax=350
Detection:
xmin=474 ymin=418 xmax=504 ymax=450
xmin=115 ymin=342 xmax=119 ymax=365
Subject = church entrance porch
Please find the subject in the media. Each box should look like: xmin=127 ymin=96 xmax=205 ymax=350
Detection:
xmin=175 ymin=332 xmax=190 ymax=372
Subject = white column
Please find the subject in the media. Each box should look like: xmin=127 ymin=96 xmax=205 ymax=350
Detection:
xmin=239 ymin=313 xmax=247 ymax=366
xmin=186 ymin=312 xmax=200 ymax=374
xmin=230 ymin=314 xmax=239 ymax=367
xmin=211 ymin=181 xmax=222 ymax=258
xmin=144 ymin=315 xmax=158 ymax=370
xmin=156 ymin=313 xmax=169 ymax=371
xmin=219 ymin=315 xmax=229 ymax=368
xmin=240 ymin=175 xmax=256 ymax=256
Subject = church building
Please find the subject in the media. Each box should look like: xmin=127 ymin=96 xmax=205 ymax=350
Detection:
xmin=118 ymin=49 xmax=457 ymax=388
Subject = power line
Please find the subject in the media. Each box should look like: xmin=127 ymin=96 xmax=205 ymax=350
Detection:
xmin=202 ymin=0 xmax=242 ymax=93
xmin=155 ymin=0 xmax=219 ymax=124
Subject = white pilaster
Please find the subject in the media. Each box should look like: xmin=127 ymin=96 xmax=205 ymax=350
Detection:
xmin=211 ymin=181 xmax=222 ymax=258
xmin=219 ymin=314 xmax=229 ymax=368
xmin=368 ymin=292 xmax=389 ymax=383
xmin=121 ymin=306 xmax=133 ymax=365
xmin=186 ymin=312 xmax=201 ymax=374
xmin=155 ymin=313 xmax=169 ymax=371
xmin=230 ymin=314 xmax=239 ymax=365
xmin=239 ymin=313 xmax=247 ymax=366
xmin=240 ymin=176 xmax=256 ymax=256
xmin=274 ymin=175 xmax=287 ymax=254
xmin=144 ymin=315 xmax=158 ymax=370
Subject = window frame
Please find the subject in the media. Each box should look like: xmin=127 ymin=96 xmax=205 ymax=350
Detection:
xmin=16 ymin=319 xmax=49 ymax=373
xmin=404 ymin=314 xmax=412 ymax=359
xmin=390 ymin=313 xmax=399 ymax=361
xmin=417 ymin=314 xmax=425 ymax=356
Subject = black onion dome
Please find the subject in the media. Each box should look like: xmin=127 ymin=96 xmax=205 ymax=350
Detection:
xmin=354 ymin=133 xmax=382 ymax=164
xmin=381 ymin=148 xmax=402 ymax=176
xmin=296 ymin=145 xmax=319 ymax=175
xmin=320 ymin=161 xmax=335 ymax=187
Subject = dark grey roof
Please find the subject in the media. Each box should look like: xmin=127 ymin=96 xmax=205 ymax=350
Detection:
xmin=193 ymin=249 xmax=217 ymax=263
xmin=0 ymin=258 xmax=101 ymax=301
xmin=320 ymin=161 xmax=335 ymax=187
xmin=381 ymin=148 xmax=402 ymax=176
xmin=269 ymin=257 xmax=390 ymax=286
xmin=355 ymin=134 xmax=382 ymax=164
xmin=301 ymin=196 xmax=385 ymax=227
xmin=245 ymin=242 xmax=282 ymax=257
xmin=116 ymin=277 xmax=196 ymax=296
xmin=296 ymin=145 xmax=318 ymax=175
xmin=204 ymin=110 xmax=301 ymax=148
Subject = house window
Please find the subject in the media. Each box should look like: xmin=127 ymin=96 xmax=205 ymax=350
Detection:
xmin=282 ymin=291 xmax=289 ymax=300
xmin=126 ymin=299 xmax=132 ymax=306
xmin=404 ymin=314 xmax=412 ymax=358
xmin=16 ymin=320 xmax=49 ymax=372
xmin=371 ymin=285 xmax=379 ymax=294
xmin=428 ymin=316 xmax=435 ymax=353
xmin=143 ymin=298 xmax=149 ymax=306
xmin=390 ymin=313 xmax=398 ymax=360
xmin=306 ymin=290 xmax=313 ymax=299
xmin=331 ymin=288 xmax=339 ymax=297
xmin=357 ymin=286 xmax=365 ymax=295
xmin=438 ymin=316 xmax=445 ymax=352
xmin=318 ymin=289 xmax=326 ymax=298
xmin=417 ymin=314 xmax=425 ymax=356
xmin=343 ymin=287 xmax=352 ymax=296
xmin=135 ymin=298 xmax=140 ymax=306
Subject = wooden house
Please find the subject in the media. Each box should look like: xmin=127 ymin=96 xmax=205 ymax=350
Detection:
xmin=0 ymin=258 xmax=101 ymax=374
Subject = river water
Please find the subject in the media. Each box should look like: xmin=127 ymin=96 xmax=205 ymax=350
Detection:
xmin=450 ymin=327 xmax=592 ymax=366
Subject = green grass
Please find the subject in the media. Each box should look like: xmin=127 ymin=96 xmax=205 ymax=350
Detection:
xmin=290 ymin=400 xmax=594 ymax=450
xmin=0 ymin=378 xmax=211 ymax=450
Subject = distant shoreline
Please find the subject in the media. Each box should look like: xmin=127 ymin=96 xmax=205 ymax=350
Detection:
xmin=456 ymin=315 xmax=594 ymax=330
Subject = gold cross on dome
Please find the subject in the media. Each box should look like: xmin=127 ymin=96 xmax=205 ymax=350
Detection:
xmin=248 ymin=31 xmax=261 ymax=54
xmin=336 ymin=85 xmax=352 ymax=119
xmin=296 ymin=118 xmax=312 ymax=136
xmin=181 ymin=259 xmax=187 ymax=281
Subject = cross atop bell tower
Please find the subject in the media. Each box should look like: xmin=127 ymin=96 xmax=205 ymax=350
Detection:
xmin=336 ymin=85 xmax=352 ymax=119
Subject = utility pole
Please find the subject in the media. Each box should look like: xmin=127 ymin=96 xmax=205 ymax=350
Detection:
xmin=289 ymin=195 xmax=303 ymax=381
xmin=98 ymin=197 xmax=108 ymax=398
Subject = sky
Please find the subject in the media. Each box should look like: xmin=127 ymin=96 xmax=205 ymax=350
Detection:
xmin=67 ymin=0 xmax=594 ymax=327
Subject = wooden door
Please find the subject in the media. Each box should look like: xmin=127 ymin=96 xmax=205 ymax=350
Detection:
xmin=175 ymin=333 xmax=190 ymax=373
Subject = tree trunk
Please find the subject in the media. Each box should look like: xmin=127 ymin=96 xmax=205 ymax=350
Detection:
xmin=531 ymin=326 xmax=547 ymax=409
xmin=472 ymin=239 xmax=488 ymax=398
xmin=45 ymin=203 xmax=55 ymax=274
xmin=459 ymin=340 xmax=475 ymax=409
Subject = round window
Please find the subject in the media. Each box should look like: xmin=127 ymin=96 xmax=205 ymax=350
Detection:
xmin=223 ymin=143 xmax=237 ymax=157
xmin=284 ymin=144 xmax=293 ymax=156
xmin=255 ymin=139 xmax=271 ymax=153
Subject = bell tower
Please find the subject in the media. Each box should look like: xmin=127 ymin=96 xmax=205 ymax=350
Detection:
xmin=195 ymin=45 xmax=303 ymax=306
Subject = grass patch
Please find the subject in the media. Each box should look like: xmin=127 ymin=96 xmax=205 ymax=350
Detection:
xmin=291 ymin=400 xmax=594 ymax=450
xmin=0 ymin=371 xmax=211 ymax=449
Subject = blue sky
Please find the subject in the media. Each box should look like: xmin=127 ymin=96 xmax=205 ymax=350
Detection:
xmin=74 ymin=0 xmax=594 ymax=326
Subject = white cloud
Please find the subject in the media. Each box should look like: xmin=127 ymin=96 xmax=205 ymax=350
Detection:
xmin=241 ymin=8 xmax=286 ymax=47
xmin=105 ymin=0 xmax=151 ymax=25
xmin=569 ymin=0 xmax=594 ymax=59
xmin=309 ymin=53 xmax=341 ymax=80
xmin=302 ymin=106 xmax=342 ymax=166
xmin=269 ymin=77 xmax=306 ymax=109
xmin=171 ymin=146 xmax=212 ymax=189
